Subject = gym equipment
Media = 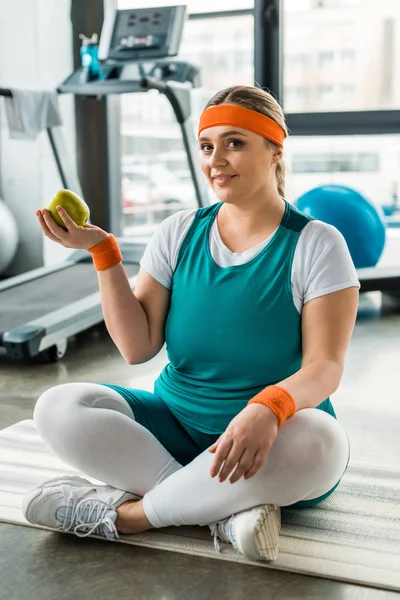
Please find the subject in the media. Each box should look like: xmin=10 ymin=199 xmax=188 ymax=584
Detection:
xmin=295 ymin=185 xmax=386 ymax=269
xmin=382 ymin=203 xmax=400 ymax=229
xmin=0 ymin=5 xmax=208 ymax=362
xmin=382 ymin=183 xmax=400 ymax=228
xmin=295 ymin=184 xmax=400 ymax=295
xmin=0 ymin=201 xmax=19 ymax=275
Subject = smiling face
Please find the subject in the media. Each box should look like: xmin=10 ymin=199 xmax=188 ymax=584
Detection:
xmin=198 ymin=126 xmax=283 ymax=204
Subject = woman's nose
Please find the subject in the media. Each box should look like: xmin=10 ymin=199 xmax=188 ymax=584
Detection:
xmin=208 ymin=149 xmax=227 ymax=169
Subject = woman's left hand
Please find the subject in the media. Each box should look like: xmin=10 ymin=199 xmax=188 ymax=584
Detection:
xmin=209 ymin=403 xmax=279 ymax=484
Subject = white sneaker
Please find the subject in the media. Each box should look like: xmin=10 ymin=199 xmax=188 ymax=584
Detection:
xmin=209 ymin=504 xmax=281 ymax=561
xmin=21 ymin=475 xmax=139 ymax=541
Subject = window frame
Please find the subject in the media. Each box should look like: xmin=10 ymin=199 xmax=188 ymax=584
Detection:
xmin=254 ymin=0 xmax=400 ymax=136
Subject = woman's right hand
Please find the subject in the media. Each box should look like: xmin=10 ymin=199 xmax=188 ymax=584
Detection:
xmin=36 ymin=206 xmax=109 ymax=250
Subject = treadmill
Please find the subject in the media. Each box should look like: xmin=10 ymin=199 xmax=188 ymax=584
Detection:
xmin=0 ymin=5 xmax=208 ymax=362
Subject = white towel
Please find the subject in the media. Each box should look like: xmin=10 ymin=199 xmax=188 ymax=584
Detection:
xmin=3 ymin=88 xmax=63 ymax=140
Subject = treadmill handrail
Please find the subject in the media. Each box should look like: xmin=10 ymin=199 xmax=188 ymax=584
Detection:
xmin=4 ymin=273 xmax=138 ymax=339
xmin=0 ymin=87 xmax=60 ymax=97
xmin=140 ymin=76 xmax=168 ymax=94
xmin=0 ymin=258 xmax=83 ymax=293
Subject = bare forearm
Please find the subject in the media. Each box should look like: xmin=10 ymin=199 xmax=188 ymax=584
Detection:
xmin=277 ymin=360 xmax=344 ymax=410
xmin=97 ymin=263 xmax=151 ymax=363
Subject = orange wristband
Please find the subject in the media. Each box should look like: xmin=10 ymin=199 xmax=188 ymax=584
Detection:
xmin=247 ymin=385 xmax=296 ymax=427
xmin=87 ymin=234 xmax=123 ymax=271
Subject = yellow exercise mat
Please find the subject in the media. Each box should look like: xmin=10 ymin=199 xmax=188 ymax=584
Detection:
xmin=0 ymin=420 xmax=399 ymax=592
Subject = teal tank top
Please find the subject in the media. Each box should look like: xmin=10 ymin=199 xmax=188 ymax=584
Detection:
xmin=154 ymin=201 xmax=336 ymax=434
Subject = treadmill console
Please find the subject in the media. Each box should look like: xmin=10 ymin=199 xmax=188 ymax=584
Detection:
xmin=59 ymin=4 xmax=199 ymax=95
xmin=99 ymin=5 xmax=187 ymax=63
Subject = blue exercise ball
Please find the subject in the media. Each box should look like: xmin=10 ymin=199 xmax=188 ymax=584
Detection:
xmin=295 ymin=185 xmax=386 ymax=268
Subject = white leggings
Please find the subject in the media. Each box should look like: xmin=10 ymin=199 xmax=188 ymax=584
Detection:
xmin=33 ymin=382 xmax=350 ymax=528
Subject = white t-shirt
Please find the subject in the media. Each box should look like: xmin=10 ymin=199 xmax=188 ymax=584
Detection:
xmin=140 ymin=207 xmax=360 ymax=313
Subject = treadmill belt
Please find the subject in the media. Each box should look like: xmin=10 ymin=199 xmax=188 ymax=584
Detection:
xmin=0 ymin=262 xmax=139 ymax=333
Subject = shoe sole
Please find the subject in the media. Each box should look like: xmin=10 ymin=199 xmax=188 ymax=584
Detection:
xmin=21 ymin=475 xmax=92 ymax=525
xmin=253 ymin=504 xmax=281 ymax=561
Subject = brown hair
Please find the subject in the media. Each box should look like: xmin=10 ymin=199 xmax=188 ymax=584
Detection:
xmin=204 ymin=86 xmax=288 ymax=198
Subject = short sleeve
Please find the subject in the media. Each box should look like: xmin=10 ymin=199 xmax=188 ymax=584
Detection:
xmin=292 ymin=220 xmax=361 ymax=306
xmin=139 ymin=209 xmax=197 ymax=289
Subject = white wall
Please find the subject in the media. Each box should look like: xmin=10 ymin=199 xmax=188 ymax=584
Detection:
xmin=0 ymin=0 xmax=76 ymax=274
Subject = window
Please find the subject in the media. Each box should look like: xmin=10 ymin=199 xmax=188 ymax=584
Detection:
xmin=292 ymin=152 xmax=379 ymax=173
xmin=286 ymin=53 xmax=310 ymax=69
xmin=284 ymin=135 xmax=399 ymax=212
xmin=341 ymin=49 xmax=355 ymax=62
xmin=318 ymin=51 xmax=334 ymax=67
xmin=283 ymin=0 xmax=400 ymax=112
xmin=341 ymin=84 xmax=355 ymax=97
xmin=179 ymin=15 xmax=254 ymax=103
xmin=318 ymin=84 xmax=334 ymax=100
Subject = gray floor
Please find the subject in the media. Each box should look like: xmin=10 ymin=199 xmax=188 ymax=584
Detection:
xmin=0 ymin=296 xmax=399 ymax=600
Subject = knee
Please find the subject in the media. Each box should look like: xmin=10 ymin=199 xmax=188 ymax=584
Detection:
xmin=293 ymin=409 xmax=349 ymax=467
xmin=33 ymin=383 xmax=80 ymax=442
xmin=34 ymin=384 xmax=60 ymax=430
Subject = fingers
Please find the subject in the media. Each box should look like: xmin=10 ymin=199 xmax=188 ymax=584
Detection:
xmin=48 ymin=208 xmax=77 ymax=237
xmin=210 ymin=437 xmax=233 ymax=479
xmin=36 ymin=210 xmax=64 ymax=243
xmin=42 ymin=209 xmax=69 ymax=238
xmin=243 ymin=450 xmax=267 ymax=480
xmin=56 ymin=206 xmax=79 ymax=230
xmin=229 ymin=448 xmax=257 ymax=484
xmin=210 ymin=442 xmax=269 ymax=484
xmin=218 ymin=445 xmax=256 ymax=483
xmin=213 ymin=441 xmax=245 ymax=483
xmin=208 ymin=435 xmax=222 ymax=455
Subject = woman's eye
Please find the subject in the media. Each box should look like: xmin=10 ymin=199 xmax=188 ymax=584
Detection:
xmin=228 ymin=139 xmax=243 ymax=148
xmin=200 ymin=139 xmax=243 ymax=152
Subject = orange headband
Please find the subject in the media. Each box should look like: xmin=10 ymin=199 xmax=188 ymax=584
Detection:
xmin=198 ymin=104 xmax=285 ymax=148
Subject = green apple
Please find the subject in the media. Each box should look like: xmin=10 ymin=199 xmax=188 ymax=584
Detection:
xmin=46 ymin=189 xmax=90 ymax=230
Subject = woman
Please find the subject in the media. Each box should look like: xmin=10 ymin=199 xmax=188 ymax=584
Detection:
xmin=23 ymin=85 xmax=359 ymax=562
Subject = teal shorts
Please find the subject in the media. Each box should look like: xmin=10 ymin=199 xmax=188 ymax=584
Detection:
xmin=101 ymin=383 xmax=347 ymax=510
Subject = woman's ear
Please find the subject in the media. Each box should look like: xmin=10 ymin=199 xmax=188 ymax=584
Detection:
xmin=272 ymin=147 xmax=283 ymax=164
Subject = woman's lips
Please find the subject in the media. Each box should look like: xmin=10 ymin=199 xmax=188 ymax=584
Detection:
xmin=213 ymin=175 xmax=237 ymax=186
